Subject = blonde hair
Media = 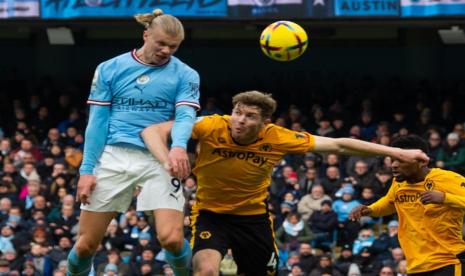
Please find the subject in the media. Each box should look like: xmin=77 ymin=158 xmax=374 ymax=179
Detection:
xmin=232 ymin=91 xmax=277 ymax=119
xmin=134 ymin=9 xmax=185 ymax=40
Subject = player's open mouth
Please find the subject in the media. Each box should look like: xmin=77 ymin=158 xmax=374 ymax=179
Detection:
xmin=156 ymin=55 xmax=168 ymax=60
xmin=392 ymin=172 xmax=400 ymax=177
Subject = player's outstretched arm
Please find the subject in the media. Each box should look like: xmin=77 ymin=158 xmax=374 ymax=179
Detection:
xmin=312 ymin=136 xmax=429 ymax=164
xmin=141 ymin=121 xmax=174 ymax=173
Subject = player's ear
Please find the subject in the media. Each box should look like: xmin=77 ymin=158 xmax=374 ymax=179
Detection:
xmin=143 ymin=30 xmax=149 ymax=42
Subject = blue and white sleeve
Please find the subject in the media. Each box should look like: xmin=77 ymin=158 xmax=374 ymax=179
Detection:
xmin=171 ymin=69 xmax=200 ymax=149
xmin=171 ymin=105 xmax=197 ymax=149
xmin=175 ymin=68 xmax=200 ymax=111
xmin=79 ymin=64 xmax=112 ymax=175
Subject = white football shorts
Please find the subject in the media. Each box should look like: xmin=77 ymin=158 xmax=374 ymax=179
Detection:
xmin=81 ymin=145 xmax=185 ymax=213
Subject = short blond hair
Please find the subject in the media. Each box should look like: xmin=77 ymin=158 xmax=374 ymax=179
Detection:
xmin=232 ymin=91 xmax=277 ymax=119
xmin=134 ymin=9 xmax=185 ymax=40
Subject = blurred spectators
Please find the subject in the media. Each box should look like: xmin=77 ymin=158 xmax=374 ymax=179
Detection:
xmin=334 ymin=244 xmax=354 ymax=275
xmin=275 ymin=212 xmax=314 ymax=252
xmin=352 ymin=229 xmax=375 ymax=255
xmin=308 ymin=200 xmax=337 ymax=251
xmin=333 ymin=186 xmax=361 ymax=245
xmin=436 ymin=132 xmax=465 ymax=174
xmin=297 ymin=242 xmax=318 ymax=274
xmin=95 ymin=248 xmax=131 ymax=276
xmin=309 ymin=254 xmax=342 ymax=276
xmin=298 ymin=184 xmax=331 ymax=221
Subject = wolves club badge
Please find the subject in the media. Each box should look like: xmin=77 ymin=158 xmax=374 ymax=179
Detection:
xmin=199 ymin=231 xmax=211 ymax=239
xmin=424 ymin=180 xmax=435 ymax=191
xmin=260 ymin=143 xmax=272 ymax=152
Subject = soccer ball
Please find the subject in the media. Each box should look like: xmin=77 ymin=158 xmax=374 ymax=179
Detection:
xmin=260 ymin=21 xmax=308 ymax=62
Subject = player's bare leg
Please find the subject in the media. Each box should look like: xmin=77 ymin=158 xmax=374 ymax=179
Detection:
xmin=193 ymin=249 xmax=222 ymax=276
xmin=67 ymin=210 xmax=117 ymax=275
xmin=154 ymin=209 xmax=191 ymax=276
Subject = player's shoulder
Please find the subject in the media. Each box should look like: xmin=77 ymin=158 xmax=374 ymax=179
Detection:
xmin=194 ymin=114 xmax=228 ymax=139
xmin=264 ymin=123 xmax=308 ymax=141
xmin=102 ymin=51 xmax=130 ymax=63
xmin=197 ymin=114 xmax=228 ymax=126
xmin=170 ymin=56 xmax=199 ymax=78
xmin=430 ymin=168 xmax=465 ymax=182
xmin=97 ymin=51 xmax=131 ymax=72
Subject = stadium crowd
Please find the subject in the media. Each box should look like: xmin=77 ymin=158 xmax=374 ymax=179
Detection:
xmin=0 ymin=72 xmax=465 ymax=275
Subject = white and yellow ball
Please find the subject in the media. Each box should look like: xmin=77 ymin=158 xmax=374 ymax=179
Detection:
xmin=260 ymin=21 xmax=308 ymax=62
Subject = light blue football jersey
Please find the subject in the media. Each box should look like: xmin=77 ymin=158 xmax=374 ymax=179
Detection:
xmin=87 ymin=49 xmax=200 ymax=148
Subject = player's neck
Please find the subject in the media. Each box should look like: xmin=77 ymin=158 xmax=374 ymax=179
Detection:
xmin=407 ymin=167 xmax=431 ymax=184
xmin=233 ymin=135 xmax=259 ymax=145
xmin=136 ymin=47 xmax=160 ymax=66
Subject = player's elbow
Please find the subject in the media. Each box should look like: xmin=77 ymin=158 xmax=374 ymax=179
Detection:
xmin=328 ymin=138 xmax=347 ymax=154
xmin=330 ymin=138 xmax=349 ymax=154
xmin=140 ymin=124 xmax=158 ymax=140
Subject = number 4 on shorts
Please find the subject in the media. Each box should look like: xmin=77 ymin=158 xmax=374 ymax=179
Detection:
xmin=267 ymin=252 xmax=277 ymax=268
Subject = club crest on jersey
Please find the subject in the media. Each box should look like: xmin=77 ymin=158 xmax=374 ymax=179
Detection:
xmin=199 ymin=231 xmax=211 ymax=239
xmin=260 ymin=143 xmax=273 ymax=152
xmin=424 ymin=180 xmax=435 ymax=191
xmin=137 ymin=75 xmax=150 ymax=85
xmin=461 ymin=182 xmax=465 ymax=188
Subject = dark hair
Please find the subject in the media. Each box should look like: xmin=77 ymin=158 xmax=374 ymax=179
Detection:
xmin=320 ymin=254 xmax=332 ymax=261
xmin=232 ymin=90 xmax=277 ymax=119
xmin=108 ymin=248 xmax=121 ymax=255
xmin=287 ymin=212 xmax=301 ymax=220
xmin=321 ymin=199 xmax=333 ymax=206
xmin=391 ymin=134 xmax=429 ymax=154
xmin=376 ymin=167 xmax=391 ymax=175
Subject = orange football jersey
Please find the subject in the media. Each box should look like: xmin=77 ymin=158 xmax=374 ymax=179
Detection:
xmin=191 ymin=115 xmax=315 ymax=215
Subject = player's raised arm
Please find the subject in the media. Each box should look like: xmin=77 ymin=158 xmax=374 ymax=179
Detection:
xmin=141 ymin=121 xmax=173 ymax=173
xmin=311 ymin=135 xmax=429 ymax=164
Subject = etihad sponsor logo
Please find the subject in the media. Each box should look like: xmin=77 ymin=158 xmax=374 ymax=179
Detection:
xmin=211 ymin=148 xmax=268 ymax=167
xmin=112 ymin=97 xmax=173 ymax=112
xmin=394 ymin=192 xmax=420 ymax=203
xmin=113 ymin=97 xmax=171 ymax=107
